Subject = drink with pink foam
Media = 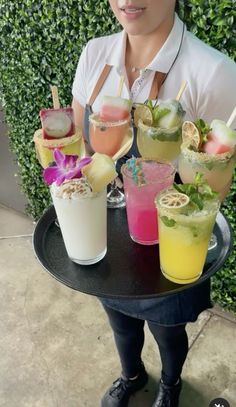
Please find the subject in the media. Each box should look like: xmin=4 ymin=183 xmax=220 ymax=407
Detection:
xmin=122 ymin=159 xmax=176 ymax=245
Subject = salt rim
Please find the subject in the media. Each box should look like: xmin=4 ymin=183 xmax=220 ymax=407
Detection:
xmin=89 ymin=113 xmax=130 ymax=127
xmin=33 ymin=128 xmax=81 ymax=147
xmin=180 ymin=143 xmax=236 ymax=163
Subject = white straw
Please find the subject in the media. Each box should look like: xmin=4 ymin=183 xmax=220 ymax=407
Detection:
xmin=176 ymin=80 xmax=187 ymax=101
xmin=116 ymin=76 xmax=124 ymax=97
xmin=226 ymin=106 xmax=236 ymax=127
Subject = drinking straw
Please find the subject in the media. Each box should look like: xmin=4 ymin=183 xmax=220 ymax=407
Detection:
xmin=226 ymin=106 xmax=236 ymax=127
xmin=112 ymin=135 xmax=133 ymax=162
xmin=176 ymin=80 xmax=187 ymax=101
xmin=116 ymin=75 xmax=125 ymax=97
xmin=50 ymin=85 xmax=60 ymax=109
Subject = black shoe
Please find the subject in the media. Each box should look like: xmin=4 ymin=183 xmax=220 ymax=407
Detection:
xmin=101 ymin=364 xmax=148 ymax=407
xmin=152 ymin=379 xmax=182 ymax=407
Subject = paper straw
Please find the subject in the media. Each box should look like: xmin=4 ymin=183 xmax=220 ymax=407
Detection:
xmin=50 ymin=85 xmax=60 ymax=109
xmin=112 ymin=134 xmax=133 ymax=161
xmin=176 ymin=80 xmax=187 ymax=101
xmin=227 ymin=106 xmax=236 ymax=127
xmin=116 ymin=75 xmax=124 ymax=97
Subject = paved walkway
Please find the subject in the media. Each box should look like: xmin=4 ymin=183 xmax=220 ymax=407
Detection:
xmin=0 ymin=204 xmax=235 ymax=407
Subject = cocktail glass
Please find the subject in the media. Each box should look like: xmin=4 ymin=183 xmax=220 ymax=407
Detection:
xmin=155 ymin=188 xmax=220 ymax=284
xmin=33 ymin=127 xmax=84 ymax=169
xmin=137 ymin=120 xmax=183 ymax=162
xmin=178 ymin=144 xmax=235 ymax=249
xmin=50 ymin=179 xmax=107 ymax=265
xmin=121 ymin=159 xmax=176 ymax=245
xmin=89 ymin=113 xmax=132 ymax=208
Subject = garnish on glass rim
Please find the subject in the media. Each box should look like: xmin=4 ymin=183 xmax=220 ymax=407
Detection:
xmin=43 ymin=149 xmax=92 ymax=186
xmin=173 ymin=172 xmax=218 ymax=210
xmin=194 ymin=119 xmax=211 ymax=145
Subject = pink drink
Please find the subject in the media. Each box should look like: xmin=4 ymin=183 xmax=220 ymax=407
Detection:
xmin=122 ymin=160 xmax=176 ymax=245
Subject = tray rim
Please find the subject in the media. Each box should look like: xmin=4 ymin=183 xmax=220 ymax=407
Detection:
xmin=32 ymin=206 xmax=233 ymax=299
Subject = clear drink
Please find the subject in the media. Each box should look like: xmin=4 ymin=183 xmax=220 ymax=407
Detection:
xmin=178 ymin=145 xmax=235 ymax=201
xmin=137 ymin=120 xmax=182 ymax=162
xmin=51 ymin=178 xmax=107 ymax=265
xmin=155 ymin=188 xmax=220 ymax=284
xmin=122 ymin=160 xmax=175 ymax=245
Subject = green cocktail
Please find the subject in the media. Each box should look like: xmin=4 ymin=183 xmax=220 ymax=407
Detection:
xmin=136 ymin=99 xmax=185 ymax=162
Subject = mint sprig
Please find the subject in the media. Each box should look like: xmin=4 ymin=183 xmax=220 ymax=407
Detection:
xmin=160 ymin=216 xmax=176 ymax=227
xmin=173 ymin=172 xmax=218 ymax=210
xmin=194 ymin=118 xmax=212 ymax=144
xmin=144 ymin=99 xmax=170 ymax=126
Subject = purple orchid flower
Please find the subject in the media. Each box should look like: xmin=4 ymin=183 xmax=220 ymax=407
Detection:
xmin=43 ymin=149 xmax=92 ymax=186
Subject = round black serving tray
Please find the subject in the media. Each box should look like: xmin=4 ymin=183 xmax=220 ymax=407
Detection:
xmin=33 ymin=206 xmax=232 ymax=299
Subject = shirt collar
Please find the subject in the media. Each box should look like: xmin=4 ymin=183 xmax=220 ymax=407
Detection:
xmin=105 ymin=14 xmax=185 ymax=74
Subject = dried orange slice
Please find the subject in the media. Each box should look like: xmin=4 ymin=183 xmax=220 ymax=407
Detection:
xmin=133 ymin=104 xmax=153 ymax=127
xmin=182 ymin=121 xmax=200 ymax=149
xmin=159 ymin=192 xmax=190 ymax=209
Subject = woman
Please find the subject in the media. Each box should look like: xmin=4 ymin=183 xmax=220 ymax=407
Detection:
xmin=72 ymin=1 xmax=236 ymax=406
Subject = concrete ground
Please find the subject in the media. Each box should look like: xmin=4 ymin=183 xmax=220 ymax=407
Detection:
xmin=0 ymin=204 xmax=235 ymax=407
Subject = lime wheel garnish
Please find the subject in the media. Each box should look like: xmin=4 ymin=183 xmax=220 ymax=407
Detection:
xmin=133 ymin=104 xmax=153 ymax=127
xmin=182 ymin=121 xmax=200 ymax=149
xmin=159 ymin=192 xmax=190 ymax=209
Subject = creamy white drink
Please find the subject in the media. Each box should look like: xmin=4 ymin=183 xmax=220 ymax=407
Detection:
xmin=51 ymin=178 xmax=107 ymax=265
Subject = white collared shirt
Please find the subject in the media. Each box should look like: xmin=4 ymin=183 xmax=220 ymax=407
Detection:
xmin=72 ymin=14 xmax=236 ymax=127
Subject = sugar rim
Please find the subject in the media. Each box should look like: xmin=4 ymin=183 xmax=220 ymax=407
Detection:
xmin=89 ymin=113 xmax=131 ymax=128
xmin=121 ymin=159 xmax=176 ymax=185
xmin=180 ymin=143 xmax=236 ymax=163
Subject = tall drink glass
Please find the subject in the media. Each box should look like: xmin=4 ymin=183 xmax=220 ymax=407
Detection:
xmin=122 ymin=159 xmax=176 ymax=245
xmin=50 ymin=178 xmax=107 ymax=265
xmin=155 ymin=188 xmax=220 ymax=284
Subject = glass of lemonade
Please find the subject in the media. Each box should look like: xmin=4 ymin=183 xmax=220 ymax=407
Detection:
xmin=178 ymin=145 xmax=236 ymax=201
xmin=122 ymin=159 xmax=176 ymax=245
xmin=137 ymin=120 xmax=182 ymax=162
xmin=50 ymin=178 xmax=107 ymax=265
xmin=155 ymin=188 xmax=220 ymax=284
xmin=135 ymin=99 xmax=185 ymax=162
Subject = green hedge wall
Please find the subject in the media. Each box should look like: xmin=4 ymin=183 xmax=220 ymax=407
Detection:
xmin=0 ymin=0 xmax=235 ymax=311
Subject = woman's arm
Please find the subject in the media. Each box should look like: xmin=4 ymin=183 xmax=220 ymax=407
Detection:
xmin=72 ymin=97 xmax=93 ymax=156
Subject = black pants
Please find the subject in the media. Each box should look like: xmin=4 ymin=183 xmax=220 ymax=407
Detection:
xmin=103 ymin=305 xmax=189 ymax=386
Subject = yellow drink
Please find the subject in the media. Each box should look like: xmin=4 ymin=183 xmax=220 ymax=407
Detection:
xmin=156 ymin=189 xmax=220 ymax=284
xmin=34 ymin=128 xmax=84 ymax=168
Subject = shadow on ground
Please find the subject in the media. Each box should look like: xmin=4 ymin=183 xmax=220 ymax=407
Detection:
xmin=180 ymin=380 xmax=210 ymax=406
xmin=128 ymin=377 xmax=209 ymax=406
xmin=129 ymin=374 xmax=157 ymax=406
